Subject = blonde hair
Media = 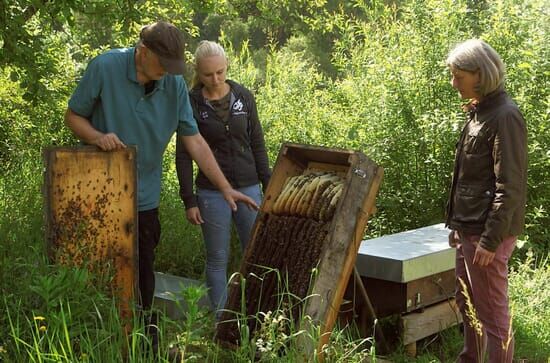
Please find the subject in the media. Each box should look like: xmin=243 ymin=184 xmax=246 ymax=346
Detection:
xmin=446 ymin=39 xmax=505 ymax=96
xmin=190 ymin=40 xmax=228 ymax=89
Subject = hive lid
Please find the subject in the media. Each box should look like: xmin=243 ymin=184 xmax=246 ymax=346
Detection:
xmin=356 ymin=223 xmax=455 ymax=283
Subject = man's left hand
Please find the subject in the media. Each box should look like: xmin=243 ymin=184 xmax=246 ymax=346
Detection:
xmin=221 ymin=188 xmax=259 ymax=211
xmin=473 ymin=243 xmax=495 ymax=266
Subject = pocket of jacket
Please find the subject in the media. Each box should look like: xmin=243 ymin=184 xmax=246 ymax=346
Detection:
xmin=453 ymin=184 xmax=495 ymax=223
xmin=461 ymin=134 xmax=493 ymax=175
xmin=463 ymin=134 xmax=489 ymax=155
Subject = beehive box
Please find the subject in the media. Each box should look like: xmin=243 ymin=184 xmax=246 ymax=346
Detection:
xmin=345 ymin=224 xmax=460 ymax=356
xmin=354 ymin=223 xmax=456 ymax=317
xmin=43 ymin=146 xmax=138 ymax=320
xmin=216 ymin=143 xmax=383 ymax=357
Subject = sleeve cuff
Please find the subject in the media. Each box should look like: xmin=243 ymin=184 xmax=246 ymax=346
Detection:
xmin=182 ymin=194 xmax=198 ymax=209
xmin=479 ymin=237 xmax=498 ymax=252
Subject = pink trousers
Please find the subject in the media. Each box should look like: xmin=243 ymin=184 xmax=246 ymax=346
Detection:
xmin=455 ymin=233 xmax=516 ymax=363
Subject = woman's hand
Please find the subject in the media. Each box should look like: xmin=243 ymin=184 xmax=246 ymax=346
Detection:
xmin=186 ymin=207 xmax=204 ymax=225
xmin=448 ymin=230 xmax=459 ymax=248
xmin=473 ymin=243 xmax=496 ymax=266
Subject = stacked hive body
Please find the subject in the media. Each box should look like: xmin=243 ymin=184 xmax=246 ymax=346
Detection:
xmin=216 ymin=143 xmax=383 ymax=357
xmin=43 ymin=146 xmax=138 ymax=320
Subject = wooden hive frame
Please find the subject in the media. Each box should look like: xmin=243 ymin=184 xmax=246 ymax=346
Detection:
xmin=216 ymin=143 xmax=383 ymax=359
xmin=43 ymin=146 xmax=138 ymax=323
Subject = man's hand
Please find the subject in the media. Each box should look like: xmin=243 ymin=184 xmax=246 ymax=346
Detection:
xmin=181 ymin=134 xmax=259 ymax=211
xmin=473 ymin=243 xmax=496 ymax=266
xmin=448 ymin=230 xmax=459 ymax=248
xmin=221 ymin=187 xmax=259 ymax=211
xmin=65 ymin=108 xmax=126 ymax=151
xmin=93 ymin=133 xmax=126 ymax=151
xmin=186 ymin=207 xmax=204 ymax=225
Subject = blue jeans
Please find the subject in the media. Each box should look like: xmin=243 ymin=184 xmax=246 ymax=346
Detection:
xmin=197 ymin=184 xmax=262 ymax=314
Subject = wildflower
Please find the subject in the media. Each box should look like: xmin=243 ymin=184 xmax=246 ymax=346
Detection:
xmin=274 ymin=313 xmax=285 ymax=324
xmin=262 ymin=311 xmax=272 ymax=321
xmin=39 ymin=325 xmax=47 ymax=332
xmin=0 ymin=345 xmax=6 ymax=354
xmin=34 ymin=316 xmax=46 ymax=321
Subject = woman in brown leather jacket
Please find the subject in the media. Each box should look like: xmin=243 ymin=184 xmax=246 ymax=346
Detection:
xmin=446 ymin=39 xmax=527 ymax=363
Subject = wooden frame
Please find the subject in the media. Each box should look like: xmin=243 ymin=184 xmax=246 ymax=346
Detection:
xmin=351 ymin=269 xmax=457 ymax=318
xmin=400 ymin=298 xmax=462 ymax=356
xmin=43 ymin=146 xmax=138 ymax=321
xmin=217 ymin=143 xmax=383 ymax=359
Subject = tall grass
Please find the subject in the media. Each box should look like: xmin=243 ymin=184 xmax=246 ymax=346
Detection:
xmin=1 ymin=0 xmax=549 ymax=361
xmin=509 ymin=251 xmax=550 ymax=360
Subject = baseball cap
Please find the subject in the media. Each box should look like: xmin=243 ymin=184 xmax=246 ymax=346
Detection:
xmin=140 ymin=21 xmax=185 ymax=74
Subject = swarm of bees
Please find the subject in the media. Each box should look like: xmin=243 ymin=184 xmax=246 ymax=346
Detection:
xmin=272 ymin=172 xmax=344 ymax=221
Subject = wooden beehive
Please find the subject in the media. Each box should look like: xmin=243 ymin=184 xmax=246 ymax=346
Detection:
xmin=349 ymin=223 xmax=460 ymax=356
xmin=43 ymin=146 xmax=138 ymax=321
xmin=353 ymin=224 xmax=457 ymax=317
xmin=216 ymin=143 xmax=383 ymax=358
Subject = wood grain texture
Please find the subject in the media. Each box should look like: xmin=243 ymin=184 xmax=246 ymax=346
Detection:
xmin=400 ymin=298 xmax=462 ymax=345
xmin=218 ymin=143 xmax=383 ymax=361
xmin=43 ymin=146 xmax=137 ymax=322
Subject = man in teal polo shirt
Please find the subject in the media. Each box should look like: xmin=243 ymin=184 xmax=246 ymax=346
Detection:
xmin=64 ymin=21 xmax=257 ymax=353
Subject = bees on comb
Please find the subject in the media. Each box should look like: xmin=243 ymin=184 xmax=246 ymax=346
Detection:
xmin=271 ymin=171 xmax=344 ymax=221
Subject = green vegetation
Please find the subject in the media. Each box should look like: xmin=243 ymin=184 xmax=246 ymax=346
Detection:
xmin=1 ymin=0 xmax=548 ymax=361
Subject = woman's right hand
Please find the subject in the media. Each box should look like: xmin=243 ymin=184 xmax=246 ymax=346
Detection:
xmin=186 ymin=207 xmax=204 ymax=225
xmin=448 ymin=230 xmax=459 ymax=248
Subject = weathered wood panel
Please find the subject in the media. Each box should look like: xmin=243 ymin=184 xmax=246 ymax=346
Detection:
xmin=43 ymin=146 xmax=137 ymax=320
xmin=353 ymin=269 xmax=456 ymax=318
xmin=400 ymin=298 xmax=462 ymax=346
xmin=217 ymin=143 xmax=383 ymax=360
xmin=304 ymin=152 xmax=383 ymax=358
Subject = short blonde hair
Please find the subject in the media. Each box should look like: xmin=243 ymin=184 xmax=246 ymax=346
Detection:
xmin=190 ymin=40 xmax=228 ymax=89
xmin=446 ymin=39 xmax=505 ymax=96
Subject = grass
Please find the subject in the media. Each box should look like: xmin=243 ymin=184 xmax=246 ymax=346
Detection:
xmin=1 ymin=156 xmax=549 ymax=362
xmin=509 ymin=251 xmax=550 ymax=361
xmin=3 ymin=252 xmax=548 ymax=362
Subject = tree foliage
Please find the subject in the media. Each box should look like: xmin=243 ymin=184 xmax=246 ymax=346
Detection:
xmin=1 ymin=1 xmax=549 ymax=360
xmin=0 ymin=0 xmax=548 ymax=254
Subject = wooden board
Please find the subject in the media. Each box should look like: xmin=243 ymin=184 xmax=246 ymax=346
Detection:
xmin=400 ymin=298 xmax=462 ymax=346
xmin=299 ymin=151 xmax=382 ymax=358
xmin=216 ymin=143 xmax=383 ymax=360
xmin=43 ymin=146 xmax=138 ymax=320
xmin=350 ymin=269 xmax=456 ymax=318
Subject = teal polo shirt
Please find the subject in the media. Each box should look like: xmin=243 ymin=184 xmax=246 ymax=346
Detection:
xmin=68 ymin=47 xmax=198 ymax=211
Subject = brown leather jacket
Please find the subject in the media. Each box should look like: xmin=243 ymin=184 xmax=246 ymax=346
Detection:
xmin=446 ymin=88 xmax=527 ymax=251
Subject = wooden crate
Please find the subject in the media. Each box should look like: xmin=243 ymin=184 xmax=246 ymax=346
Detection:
xmin=400 ymin=298 xmax=462 ymax=357
xmin=216 ymin=143 xmax=383 ymax=358
xmin=353 ymin=269 xmax=456 ymax=318
xmin=43 ymin=146 xmax=138 ymax=320
xmin=343 ymin=224 xmax=460 ymax=355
